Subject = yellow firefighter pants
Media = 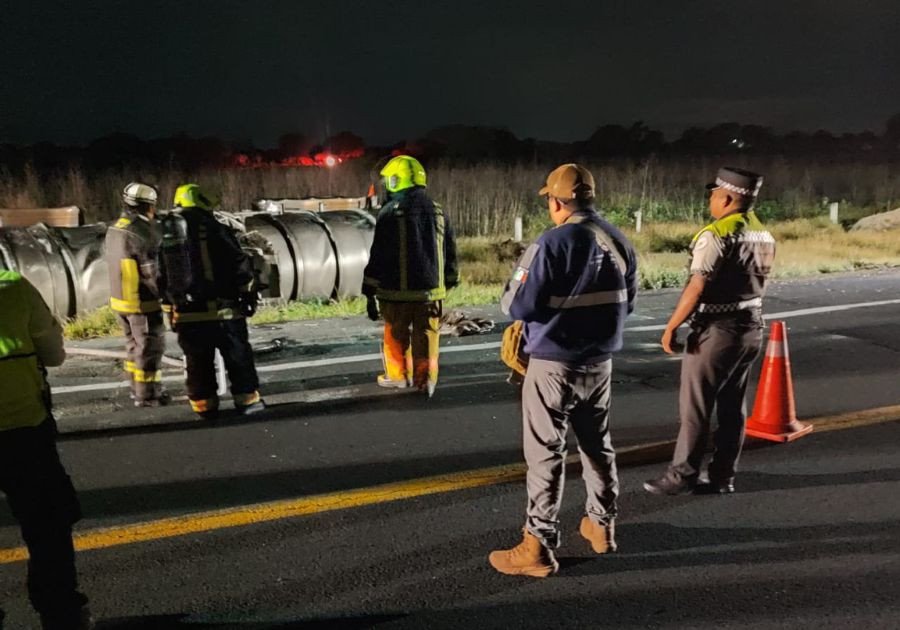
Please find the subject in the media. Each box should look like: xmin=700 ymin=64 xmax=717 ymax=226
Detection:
xmin=380 ymin=301 xmax=441 ymax=389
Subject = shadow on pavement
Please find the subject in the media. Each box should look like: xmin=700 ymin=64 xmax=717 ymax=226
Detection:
xmin=97 ymin=613 xmax=405 ymax=629
xmin=57 ymin=361 xmax=518 ymax=442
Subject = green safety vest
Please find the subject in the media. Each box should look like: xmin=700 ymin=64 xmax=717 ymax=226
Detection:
xmin=0 ymin=270 xmax=52 ymax=430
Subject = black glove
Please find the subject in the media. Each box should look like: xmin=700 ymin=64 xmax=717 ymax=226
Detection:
xmin=366 ymin=296 xmax=380 ymax=321
xmin=239 ymin=292 xmax=259 ymax=318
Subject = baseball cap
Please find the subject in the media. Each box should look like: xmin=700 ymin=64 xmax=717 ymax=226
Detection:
xmin=538 ymin=163 xmax=595 ymax=200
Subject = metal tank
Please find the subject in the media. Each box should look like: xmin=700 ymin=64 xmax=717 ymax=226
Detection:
xmin=242 ymin=204 xmax=374 ymax=301
xmin=0 ymin=199 xmax=376 ymax=320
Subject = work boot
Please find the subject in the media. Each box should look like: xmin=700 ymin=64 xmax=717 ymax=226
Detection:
xmin=377 ymin=374 xmax=410 ymax=389
xmin=414 ymin=381 xmax=436 ymax=398
xmin=643 ymin=473 xmax=695 ymax=496
xmin=488 ymin=529 xmax=558 ymax=578
xmin=694 ymin=476 xmax=736 ymax=495
xmin=238 ymin=399 xmax=266 ymax=416
xmin=579 ymin=517 xmax=617 ymax=554
xmin=133 ymin=390 xmax=172 ymax=408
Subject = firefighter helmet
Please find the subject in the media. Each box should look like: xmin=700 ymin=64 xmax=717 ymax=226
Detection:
xmin=173 ymin=184 xmax=215 ymax=210
xmin=380 ymin=155 xmax=426 ymax=193
xmin=122 ymin=182 xmax=158 ymax=207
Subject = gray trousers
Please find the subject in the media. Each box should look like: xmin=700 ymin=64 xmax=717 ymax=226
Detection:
xmin=523 ymin=358 xmax=618 ymax=548
xmin=669 ymin=314 xmax=763 ymax=483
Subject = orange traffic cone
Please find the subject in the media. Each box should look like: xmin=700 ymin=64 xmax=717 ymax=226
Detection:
xmin=745 ymin=321 xmax=813 ymax=442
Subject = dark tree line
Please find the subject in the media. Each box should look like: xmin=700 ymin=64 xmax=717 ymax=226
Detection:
xmin=2 ymin=113 xmax=899 ymax=175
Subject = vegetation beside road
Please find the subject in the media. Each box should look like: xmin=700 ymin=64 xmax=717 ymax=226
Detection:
xmin=64 ymin=219 xmax=900 ymax=340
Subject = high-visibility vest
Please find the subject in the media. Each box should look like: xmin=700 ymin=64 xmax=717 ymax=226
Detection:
xmin=0 ymin=270 xmax=51 ymax=430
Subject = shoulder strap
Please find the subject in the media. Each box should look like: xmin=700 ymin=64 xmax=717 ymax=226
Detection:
xmin=567 ymin=215 xmax=626 ymax=272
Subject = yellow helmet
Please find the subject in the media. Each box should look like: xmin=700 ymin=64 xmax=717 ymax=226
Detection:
xmin=173 ymin=184 xmax=216 ymax=210
xmin=380 ymin=155 xmax=426 ymax=193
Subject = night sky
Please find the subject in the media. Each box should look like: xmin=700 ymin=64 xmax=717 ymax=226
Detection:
xmin=2 ymin=0 xmax=898 ymax=147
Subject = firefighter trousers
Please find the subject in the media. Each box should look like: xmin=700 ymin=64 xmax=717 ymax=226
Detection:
xmin=0 ymin=419 xmax=88 ymax=628
xmin=669 ymin=313 xmax=763 ymax=483
xmin=380 ymin=301 xmax=441 ymax=389
xmin=175 ymin=318 xmax=260 ymax=413
xmin=117 ymin=311 xmax=166 ymax=402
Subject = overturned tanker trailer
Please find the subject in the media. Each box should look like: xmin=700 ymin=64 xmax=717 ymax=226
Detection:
xmin=0 ymin=198 xmax=376 ymax=321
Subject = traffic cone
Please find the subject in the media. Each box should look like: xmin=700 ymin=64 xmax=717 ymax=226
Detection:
xmin=745 ymin=321 xmax=813 ymax=442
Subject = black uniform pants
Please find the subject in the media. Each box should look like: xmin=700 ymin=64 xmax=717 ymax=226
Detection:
xmin=0 ymin=419 xmax=87 ymax=628
xmin=176 ymin=319 xmax=259 ymax=408
xmin=669 ymin=312 xmax=763 ymax=483
xmin=118 ymin=311 xmax=166 ymax=402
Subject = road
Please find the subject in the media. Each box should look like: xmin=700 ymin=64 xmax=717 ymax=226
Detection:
xmin=1 ymin=270 xmax=899 ymax=628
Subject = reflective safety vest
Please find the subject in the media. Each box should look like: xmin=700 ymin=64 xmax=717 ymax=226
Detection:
xmin=0 ymin=270 xmax=58 ymax=431
xmin=690 ymin=210 xmax=776 ymax=309
xmin=105 ymin=210 xmax=162 ymax=314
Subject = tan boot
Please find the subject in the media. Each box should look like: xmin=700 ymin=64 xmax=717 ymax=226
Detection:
xmin=489 ymin=530 xmax=558 ymax=577
xmin=579 ymin=517 xmax=617 ymax=554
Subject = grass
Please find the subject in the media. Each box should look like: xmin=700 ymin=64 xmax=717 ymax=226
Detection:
xmin=64 ymin=307 xmax=120 ymax=340
xmin=63 ymin=218 xmax=900 ymax=339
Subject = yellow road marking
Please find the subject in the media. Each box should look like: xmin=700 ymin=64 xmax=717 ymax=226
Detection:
xmin=0 ymin=406 xmax=898 ymax=565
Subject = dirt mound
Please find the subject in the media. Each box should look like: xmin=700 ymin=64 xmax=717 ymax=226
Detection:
xmin=850 ymin=208 xmax=900 ymax=231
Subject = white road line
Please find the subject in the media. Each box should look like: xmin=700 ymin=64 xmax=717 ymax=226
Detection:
xmin=52 ymin=298 xmax=900 ymax=396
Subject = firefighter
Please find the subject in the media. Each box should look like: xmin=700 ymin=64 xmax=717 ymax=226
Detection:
xmin=105 ymin=182 xmax=169 ymax=407
xmin=0 ymin=271 xmax=92 ymax=629
xmin=158 ymin=184 xmax=264 ymax=419
xmin=362 ymin=155 xmax=458 ymax=397
xmin=644 ymin=167 xmax=775 ymax=495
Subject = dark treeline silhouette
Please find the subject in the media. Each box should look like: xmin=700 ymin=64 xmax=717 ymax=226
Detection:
xmin=2 ymin=114 xmax=899 ymax=175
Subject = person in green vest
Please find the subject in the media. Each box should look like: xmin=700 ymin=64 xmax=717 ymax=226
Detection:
xmin=0 ymin=271 xmax=92 ymax=629
xmin=644 ymin=167 xmax=776 ymax=496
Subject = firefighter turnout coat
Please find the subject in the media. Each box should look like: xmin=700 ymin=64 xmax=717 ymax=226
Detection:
xmin=362 ymin=187 xmax=459 ymax=302
xmin=105 ymin=209 xmax=162 ymax=315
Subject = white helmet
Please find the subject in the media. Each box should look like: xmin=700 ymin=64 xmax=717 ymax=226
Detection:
xmin=122 ymin=182 xmax=158 ymax=207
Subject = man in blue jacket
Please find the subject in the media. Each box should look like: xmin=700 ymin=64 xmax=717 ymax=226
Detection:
xmin=489 ymin=163 xmax=638 ymax=578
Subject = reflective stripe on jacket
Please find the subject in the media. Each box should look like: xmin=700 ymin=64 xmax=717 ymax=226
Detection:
xmin=0 ymin=270 xmax=65 ymax=431
xmin=500 ymin=209 xmax=638 ymax=364
xmin=105 ymin=210 xmax=162 ymax=314
xmin=362 ymin=187 xmax=459 ymax=302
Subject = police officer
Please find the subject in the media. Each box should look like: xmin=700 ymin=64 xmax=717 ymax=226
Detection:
xmin=158 ymin=184 xmax=263 ymax=419
xmin=362 ymin=155 xmax=458 ymax=397
xmin=489 ymin=164 xmax=638 ymax=577
xmin=644 ymin=167 xmax=775 ymax=496
xmin=105 ymin=182 xmax=169 ymax=407
xmin=0 ymin=271 xmax=92 ymax=629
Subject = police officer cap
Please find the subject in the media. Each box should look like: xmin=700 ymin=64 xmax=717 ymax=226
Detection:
xmin=706 ymin=167 xmax=763 ymax=198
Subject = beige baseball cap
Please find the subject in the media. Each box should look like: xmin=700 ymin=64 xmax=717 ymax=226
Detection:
xmin=538 ymin=163 xmax=595 ymax=200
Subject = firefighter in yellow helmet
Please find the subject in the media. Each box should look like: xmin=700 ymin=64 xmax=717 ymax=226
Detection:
xmin=362 ymin=155 xmax=459 ymax=396
xmin=105 ymin=182 xmax=170 ymax=407
xmin=0 ymin=271 xmax=92 ymax=629
xmin=158 ymin=184 xmax=263 ymax=419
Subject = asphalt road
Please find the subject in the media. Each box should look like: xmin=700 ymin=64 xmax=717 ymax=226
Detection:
xmin=1 ymin=270 xmax=899 ymax=628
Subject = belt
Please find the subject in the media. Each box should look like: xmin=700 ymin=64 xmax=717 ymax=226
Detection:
xmin=696 ymin=297 xmax=762 ymax=314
